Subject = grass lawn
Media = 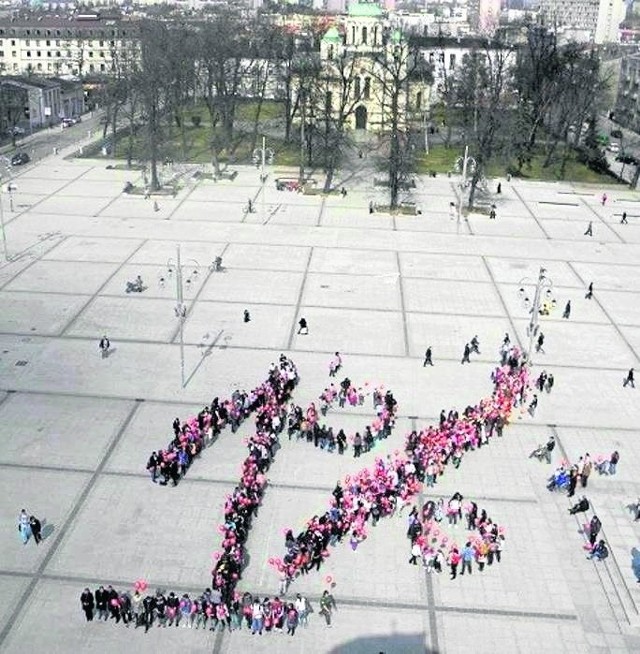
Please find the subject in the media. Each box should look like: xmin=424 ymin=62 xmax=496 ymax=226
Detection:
xmin=415 ymin=144 xmax=619 ymax=185
xmin=83 ymin=119 xmax=300 ymax=167
xmin=235 ymin=100 xmax=285 ymax=122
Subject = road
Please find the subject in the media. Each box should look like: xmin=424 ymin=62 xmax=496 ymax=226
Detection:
xmin=0 ymin=110 xmax=108 ymax=167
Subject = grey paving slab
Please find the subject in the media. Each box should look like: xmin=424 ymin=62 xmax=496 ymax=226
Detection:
xmin=402 ymin=278 xmax=507 ymax=317
xmin=40 ymin=235 xmax=145 ymax=263
xmin=29 ymin=194 xmax=116 ymax=217
xmin=302 ymin=272 xmax=402 ymax=311
xmin=2 ymin=260 xmax=121 ymax=295
xmin=0 ymin=291 xmax=89 ymax=336
xmin=399 ymin=252 xmax=491 ymax=282
xmin=45 ymin=475 xmax=233 ymax=587
xmin=198 ymin=268 xmax=303 ymax=305
xmin=0 ymin=579 xmax=217 ymax=654
xmin=64 ymin=296 xmax=178 ymax=342
xmin=0 ymin=575 xmax=31 ymax=635
xmin=0 ymin=393 xmax=134 ymax=469
xmin=223 ymin=242 xmax=311 ymax=271
xmin=0 ymin=468 xmax=90 ymax=573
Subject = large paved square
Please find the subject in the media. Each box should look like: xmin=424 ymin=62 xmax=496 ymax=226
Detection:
xmin=0 ymin=153 xmax=639 ymax=654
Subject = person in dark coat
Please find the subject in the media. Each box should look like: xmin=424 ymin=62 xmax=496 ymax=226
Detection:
xmin=29 ymin=515 xmax=42 ymax=544
xmin=81 ymin=588 xmax=95 ymax=621
xmin=95 ymin=586 xmax=108 ymax=621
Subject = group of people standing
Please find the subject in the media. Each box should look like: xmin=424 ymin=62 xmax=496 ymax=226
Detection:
xmin=146 ymin=358 xmax=298 ymax=486
xmin=81 ymin=585 xmax=333 ymax=636
xmin=406 ymin=496 xmax=505 ymax=578
xmin=271 ymin=346 xmax=530 ymax=586
xmin=285 ymin=378 xmax=397 ymax=457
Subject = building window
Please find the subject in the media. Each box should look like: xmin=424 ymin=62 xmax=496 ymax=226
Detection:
xmin=12 ymin=51 xmax=16 ymax=57
xmin=354 ymin=77 xmax=361 ymax=97
xmin=26 ymin=51 xmax=31 ymax=57
xmin=11 ymin=40 xmax=15 ymax=46
xmin=364 ymin=77 xmax=371 ymax=100
xmin=25 ymin=39 xmax=30 ymax=46
xmin=36 ymin=62 xmax=42 ymax=70
xmin=429 ymin=52 xmax=434 ymax=63
xmin=100 ymin=63 xmax=106 ymax=71
xmin=89 ymin=51 xmax=93 ymax=58
xmin=57 ymin=51 xmax=61 ymax=57
xmin=351 ymin=26 xmax=356 ymax=44
xmin=416 ymin=91 xmax=422 ymax=110
xmin=36 ymin=51 xmax=41 ymax=57
xmin=449 ymin=53 xmax=456 ymax=69
xmin=0 ymin=50 xmax=3 ymax=57
xmin=325 ymin=91 xmax=332 ymax=112
xmin=362 ymin=26 xmax=367 ymax=45
xmin=47 ymin=51 xmax=51 ymax=57
xmin=328 ymin=44 xmax=334 ymax=60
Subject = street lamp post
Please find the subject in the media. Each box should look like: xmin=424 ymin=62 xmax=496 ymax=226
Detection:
xmin=518 ymin=266 xmax=554 ymax=364
xmin=0 ymin=184 xmax=8 ymax=261
xmin=163 ymin=245 xmax=199 ymax=387
xmin=252 ymin=137 xmax=274 ymax=223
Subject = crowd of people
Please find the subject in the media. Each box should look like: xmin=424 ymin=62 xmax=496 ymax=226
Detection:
xmin=270 ymin=347 xmax=529 ymax=585
xmin=80 ymin=584 xmax=334 ymax=635
xmin=406 ymin=496 xmax=505 ymax=577
xmin=285 ymin=378 xmax=398 ymax=456
xmin=146 ymin=358 xmax=299 ymax=486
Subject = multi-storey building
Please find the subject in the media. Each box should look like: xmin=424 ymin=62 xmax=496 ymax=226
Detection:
xmin=538 ymin=0 xmax=627 ymax=44
xmin=0 ymin=15 xmax=135 ymax=77
xmin=614 ymin=52 xmax=640 ymax=131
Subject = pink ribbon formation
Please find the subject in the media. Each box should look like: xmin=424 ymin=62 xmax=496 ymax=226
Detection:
xmin=146 ymin=348 xmax=529 ymax=605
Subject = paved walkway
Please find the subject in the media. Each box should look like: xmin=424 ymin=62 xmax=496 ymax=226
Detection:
xmin=0 ymin=152 xmax=638 ymax=653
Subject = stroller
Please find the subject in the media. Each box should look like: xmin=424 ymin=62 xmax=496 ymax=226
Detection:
xmin=126 ymin=275 xmax=145 ymax=293
xmin=547 ymin=468 xmax=570 ymax=492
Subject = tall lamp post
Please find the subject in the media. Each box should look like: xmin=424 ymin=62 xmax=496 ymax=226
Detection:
xmin=162 ymin=245 xmax=199 ymax=387
xmin=252 ymin=136 xmax=274 ymax=222
xmin=0 ymin=157 xmax=12 ymax=261
xmin=456 ymin=145 xmax=476 ymax=227
xmin=518 ymin=266 xmax=554 ymax=364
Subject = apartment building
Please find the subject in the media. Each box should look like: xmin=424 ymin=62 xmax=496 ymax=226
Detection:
xmin=538 ymin=0 xmax=627 ymax=44
xmin=0 ymin=15 xmax=135 ymax=77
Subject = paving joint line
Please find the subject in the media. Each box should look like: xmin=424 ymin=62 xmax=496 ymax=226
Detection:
xmin=23 ymin=229 xmax=640 ymax=269
xmin=510 ymin=186 xmax=552 ymax=240
xmin=286 ymin=246 xmax=313 ymax=350
xmin=0 ymin=234 xmax=70 ymax=292
xmin=0 ymin=332 xmax=637 ymax=375
xmin=480 ymin=255 xmax=525 ymax=352
xmin=4 ymin=165 xmax=96 ymax=228
xmin=565 ymin=261 xmax=639 ymax=364
xmin=0 ymin=399 xmax=143 ymax=648
xmin=57 ymin=239 xmax=149 ymax=337
xmin=316 ymin=195 xmax=326 ymax=227
xmin=162 ymin=170 xmax=202 ymax=222
xmin=0 ymin=461 xmax=540 ymax=505
xmin=0 ymin=568 xmax=578 ymax=622
xmin=578 ymin=197 xmax=626 ymax=244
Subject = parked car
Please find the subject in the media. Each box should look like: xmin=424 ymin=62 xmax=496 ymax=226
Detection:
xmin=611 ymin=129 xmax=623 ymax=139
xmin=9 ymin=126 xmax=25 ymax=135
xmin=616 ymin=153 xmax=639 ymax=165
xmin=607 ymin=142 xmax=621 ymax=153
xmin=61 ymin=117 xmax=79 ymax=128
xmin=11 ymin=152 xmax=30 ymax=166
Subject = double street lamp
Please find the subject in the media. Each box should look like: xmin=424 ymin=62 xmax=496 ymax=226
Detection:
xmin=160 ymin=245 xmax=199 ymax=387
xmin=518 ymin=266 xmax=555 ymax=364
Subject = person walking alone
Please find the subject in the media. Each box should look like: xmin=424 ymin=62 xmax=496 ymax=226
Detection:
xmin=562 ymin=301 xmax=571 ymax=319
xmin=623 ymin=368 xmax=635 ymax=388
xmin=99 ymin=335 xmax=110 ymax=359
xmin=621 ymin=211 xmax=628 ymax=224
xmin=461 ymin=343 xmax=471 ymax=364
xmin=585 ymin=282 xmax=594 ymax=300
xmin=297 ymin=318 xmax=309 ymax=335
xmin=319 ymin=590 xmax=337 ymax=627
xmin=584 ymin=221 xmax=593 ymax=236
xmin=423 ymin=347 xmax=433 ymax=367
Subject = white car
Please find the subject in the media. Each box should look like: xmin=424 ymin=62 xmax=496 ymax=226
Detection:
xmin=607 ymin=142 xmax=621 ymax=153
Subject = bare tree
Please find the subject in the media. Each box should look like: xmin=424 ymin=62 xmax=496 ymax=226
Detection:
xmin=452 ymin=41 xmax=514 ymax=208
xmin=371 ymin=32 xmax=431 ymax=210
xmin=314 ymin=52 xmax=364 ymax=192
